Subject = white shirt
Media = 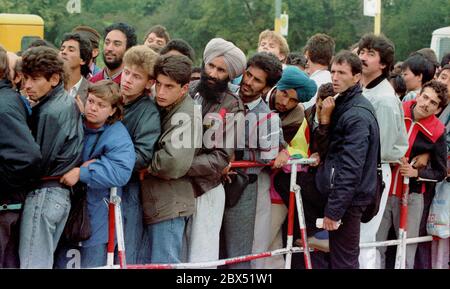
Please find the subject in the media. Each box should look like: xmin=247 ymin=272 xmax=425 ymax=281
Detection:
xmin=302 ymin=69 xmax=332 ymax=110
xmin=67 ymin=77 xmax=83 ymax=99
xmin=244 ymin=97 xmax=263 ymax=111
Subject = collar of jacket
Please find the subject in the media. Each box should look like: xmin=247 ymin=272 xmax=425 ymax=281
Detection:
xmin=83 ymin=121 xmax=107 ymax=134
xmin=160 ymin=93 xmax=187 ymax=113
xmin=0 ymin=78 xmax=13 ymax=90
xmin=365 ymin=74 xmax=386 ymax=89
xmin=332 ymin=83 xmax=363 ymax=117
xmin=403 ymin=100 xmax=445 ymax=143
xmin=123 ymin=93 xmax=147 ymax=109
xmin=32 ymin=83 xmax=65 ymax=110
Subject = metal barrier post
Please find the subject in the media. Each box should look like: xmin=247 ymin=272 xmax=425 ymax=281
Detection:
xmin=107 ymin=188 xmax=116 ymax=267
xmin=109 ymin=187 xmax=127 ymax=269
xmin=284 ymin=162 xmax=297 ymax=269
xmin=395 ymin=176 xmax=409 ymax=269
xmin=293 ymin=182 xmax=312 ymax=269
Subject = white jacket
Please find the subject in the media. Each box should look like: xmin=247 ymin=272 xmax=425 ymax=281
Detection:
xmin=363 ymin=78 xmax=409 ymax=162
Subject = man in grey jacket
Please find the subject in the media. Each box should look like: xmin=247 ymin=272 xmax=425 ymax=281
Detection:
xmin=222 ymin=52 xmax=284 ymax=269
xmin=141 ymin=54 xmax=199 ymax=264
xmin=357 ymin=33 xmax=408 ymax=268
xmin=19 ymin=46 xmax=84 ymax=268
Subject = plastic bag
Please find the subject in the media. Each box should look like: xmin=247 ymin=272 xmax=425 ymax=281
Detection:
xmin=426 ymin=181 xmax=450 ymax=239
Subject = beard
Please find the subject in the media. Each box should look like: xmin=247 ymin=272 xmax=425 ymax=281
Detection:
xmin=197 ymin=70 xmax=229 ymax=101
xmin=103 ymin=52 xmax=123 ymax=71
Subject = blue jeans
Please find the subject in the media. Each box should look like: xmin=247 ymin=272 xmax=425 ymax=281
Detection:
xmin=54 ymin=242 xmax=108 ymax=269
xmin=19 ymin=187 xmax=71 ymax=268
xmin=146 ymin=217 xmax=188 ymax=264
xmin=122 ymin=181 xmax=144 ymax=265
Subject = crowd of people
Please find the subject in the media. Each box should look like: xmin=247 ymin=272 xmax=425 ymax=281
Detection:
xmin=0 ymin=21 xmax=449 ymax=269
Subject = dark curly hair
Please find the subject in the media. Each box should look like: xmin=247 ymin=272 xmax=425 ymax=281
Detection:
xmin=358 ymin=33 xmax=395 ymax=77
xmin=61 ymin=32 xmax=93 ymax=78
xmin=420 ymin=80 xmax=448 ymax=109
xmin=246 ymin=52 xmax=283 ymax=88
xmin=104 ymin=22 xmax=137 ymax=50
xmin=286 ymin=52 xmax=308 ymax=69
xmin=21 ymin=46 xmax=65 ymax=83
xmin=317 ymin=83 xmax=335 ymax=101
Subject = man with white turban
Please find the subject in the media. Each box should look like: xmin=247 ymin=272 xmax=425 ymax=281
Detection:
xmin=186 ymin=38 xmax=245 ymax=266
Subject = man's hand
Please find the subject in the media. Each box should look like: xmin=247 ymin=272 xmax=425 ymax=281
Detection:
xmin=323 ymin=216 xmax=340 ymax=231
xmin=272 ymin=149 xmax=289 ymax=169
xmin=399 ymin=158 xmax=418 ymax=178
xmin=412 ymin=153 xmax=429 ymax=169
xmin=319 ymin=96 xmax=335 ymax=125
xmin=309 ymin=152 xmax=321 ymax=167
xmin=222 ymin=162 xmax=232 ymax=175
xmin=75 ymin=95 xmax=85 ymax=114
xmin=60 ymin=168 xmax=81 ymax=187
xmin=82 ymin=159 xmax=96 ymax=167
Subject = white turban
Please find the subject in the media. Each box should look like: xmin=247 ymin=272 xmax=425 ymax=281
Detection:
xmin=203 ymin=38 xmax=246 ymax=80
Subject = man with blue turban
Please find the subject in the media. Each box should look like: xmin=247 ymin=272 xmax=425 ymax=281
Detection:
xmin=266 ymin=65 xmax=317 ymax=143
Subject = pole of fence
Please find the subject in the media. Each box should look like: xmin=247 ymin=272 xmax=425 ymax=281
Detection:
xmin=395 ymin=176 xmax=409 ymax=269
xmin=112 ymin=187 xmax=127 ymax=269
xmin=293 ymin=182 xmax=312 ymax=269
xmin=108 ymin=187 xmax=127 ymax=269
xmin=107 ymin=188 xmax=116 ymax=267
xmin=284 ymin=162 xmax=297 ymax=269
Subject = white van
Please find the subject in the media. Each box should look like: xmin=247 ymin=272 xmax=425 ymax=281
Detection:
xmin=430 ymin=26 xmax=450 ymax=63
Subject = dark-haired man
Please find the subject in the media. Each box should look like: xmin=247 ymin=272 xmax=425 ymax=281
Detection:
xmin=316 ymin=51 xmax=380 ymax=269
xmin=19 ymin=46 xmax=84 ymax=268
xmin=357 ymin=33 xmax=408 ymax=268
xmin=0 ymin=46 xmax=41 ymax=268
xmin=222 ymin=52 xmax=284 ymax=269
xmin=302 ymin=33 xmax=334 ymax=109
xmin=72 ymin=25 xmax=102 ymax=77
xmin=59 ymin=32 xmax=92 ymax=103
xmin=141 ymin=54 xmax=199 ymax=264
xmin=377 ymin=80 xmax=448 ymax=269
xmin=91 ymin=22 xmax=137 ymax=85
xmin=401 ymin=54 xmax=436 ymax=102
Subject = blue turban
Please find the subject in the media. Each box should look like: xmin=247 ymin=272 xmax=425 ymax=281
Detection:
xmin=276 ymin=66 xmax=317 ymax=102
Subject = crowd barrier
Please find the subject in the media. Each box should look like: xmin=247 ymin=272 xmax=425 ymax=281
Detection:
xmin=94 ymin=158 xmax=442 ymax=269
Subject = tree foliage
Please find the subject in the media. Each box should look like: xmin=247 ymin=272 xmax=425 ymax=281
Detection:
xmin=1 ymin=0 xmax=449 ymax=64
